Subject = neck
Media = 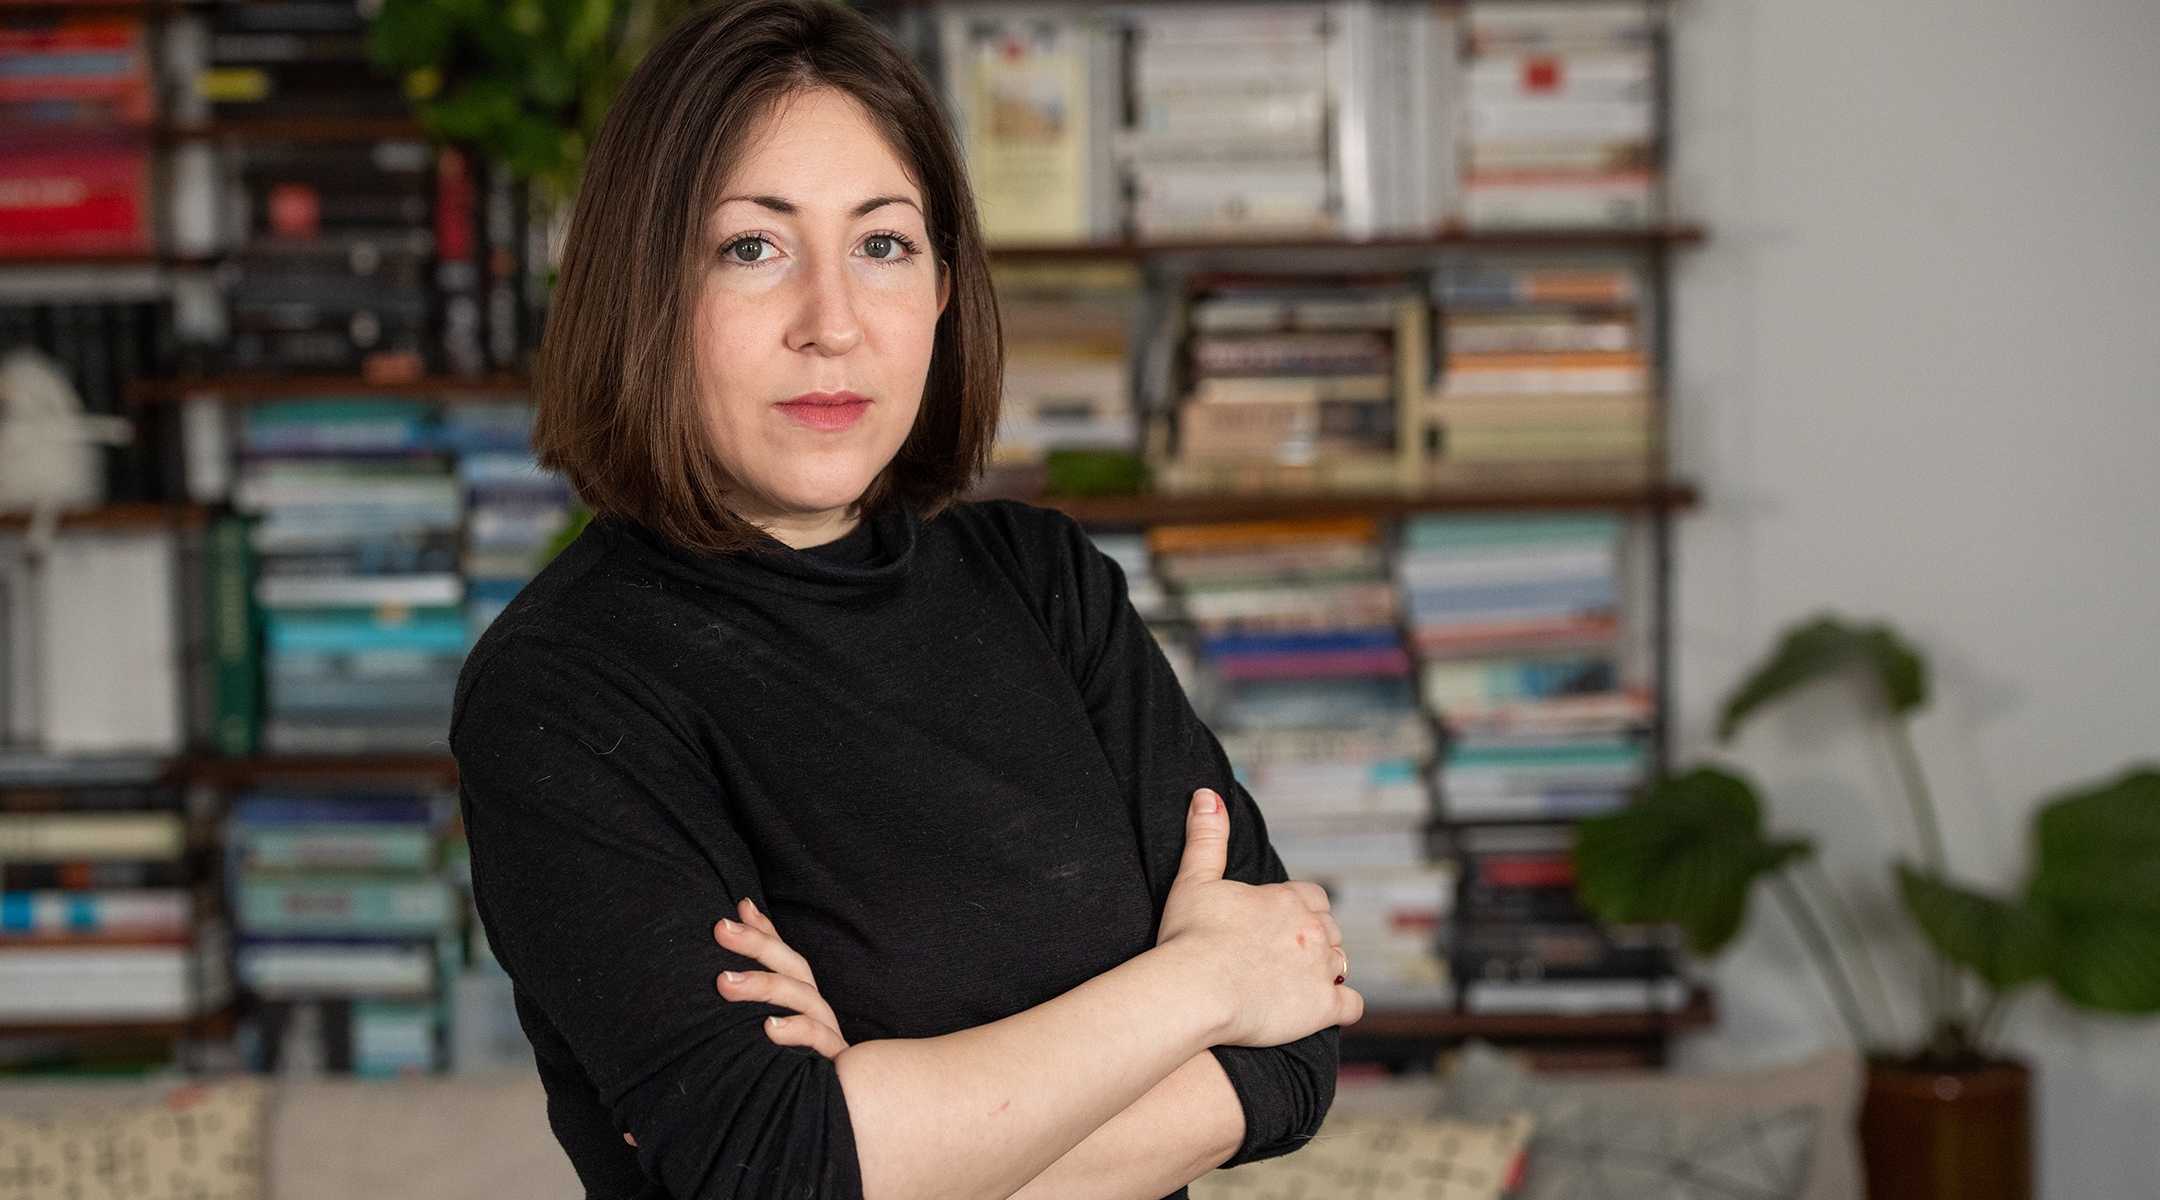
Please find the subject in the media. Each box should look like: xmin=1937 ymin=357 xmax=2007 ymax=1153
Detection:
xmin=730 ymin=500 xmax=862 ymax=550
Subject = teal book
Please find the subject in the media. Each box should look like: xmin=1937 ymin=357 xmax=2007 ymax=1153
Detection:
xmin=206 ymin=515 xmax=262 ymax=757
xmin=240 ymin=879 xmax=454 ymax=935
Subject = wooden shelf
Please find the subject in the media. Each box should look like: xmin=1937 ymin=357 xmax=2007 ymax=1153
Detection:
xmin=131 ymin=374 xmax=530 ymax=402
xmin=164 ymin=116 xmax=426 ymax=143
xmin=988 ymin=225 xmax=1706 ymax=260
xmin=0 ymin=1007 xmax=237 ymax=1041
xmin=1345 ymin=989 xmax=1715 ymax=1042
xmin=0 ymin=502 xmax=209 ymax=533
xmin=1038 ymin=484 xmax=1696 ymax=526
xmin=180 ymin=755 xmax=460 ymax=787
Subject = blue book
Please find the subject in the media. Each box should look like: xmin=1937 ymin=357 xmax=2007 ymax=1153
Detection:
xmin=232 ymin=796 xmax=437 ymax=826
xmin=266 ymin=609 xmax=469 ymax=654
xmin=1404 ymin=513 xmax=1621 ymax=552
xmin=1408 ymin=577 xmax=1618 ymax=619
xmin=1203 ymin=628 xmax=1404 ymax=658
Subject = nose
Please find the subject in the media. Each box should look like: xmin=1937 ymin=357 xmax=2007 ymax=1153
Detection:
xmin=784 ymin=249 xmax=864 ymax=357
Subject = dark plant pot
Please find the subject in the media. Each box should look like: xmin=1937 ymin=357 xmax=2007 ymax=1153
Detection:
xmin=1860 ymin=1058 xmax=2031 ymax=1200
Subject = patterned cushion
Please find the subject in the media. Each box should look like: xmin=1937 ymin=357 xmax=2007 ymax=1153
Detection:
xmin=1191 ymin=1112 xmax=1535 ymax=1200
xmin=1442 ymin=1044 xmax=1818 ymax=1200
xmin=0 ymin=1081 xmax=264 ymax=1200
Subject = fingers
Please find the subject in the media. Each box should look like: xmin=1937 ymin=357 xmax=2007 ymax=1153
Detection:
xmin=1336 ymin=984 xmax=1366 ymax=1027
xmin=738 ymin=896 xmax=780 ymax=938
xmin=715 ymin=914 xmax=817 ymax=986
xmin=718 ymin=968 xmax=843 ymax=1033
xmin=1173 ymin=788 xmax=1230 ymax=888
xmin=762 ymin=1013 xmax=849 ymax=1060
xmin=1315 ymin=911 xmax=1343 ymax=952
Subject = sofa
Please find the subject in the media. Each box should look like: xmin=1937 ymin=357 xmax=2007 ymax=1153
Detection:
xmin=0 ymin=1049 xmax=1862 ymax=1200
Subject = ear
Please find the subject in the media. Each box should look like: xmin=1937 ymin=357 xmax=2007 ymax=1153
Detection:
xmin=935 ymin=262 xmax=951 ymax=318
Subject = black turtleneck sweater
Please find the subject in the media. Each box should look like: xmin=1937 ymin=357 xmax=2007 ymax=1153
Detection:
xmin=451 ymin=500 xmax=1337 ymax=1200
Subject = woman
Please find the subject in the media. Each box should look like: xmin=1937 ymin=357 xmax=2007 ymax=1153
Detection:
xmin=452 ymin=3 xmax=1359 ymax=1199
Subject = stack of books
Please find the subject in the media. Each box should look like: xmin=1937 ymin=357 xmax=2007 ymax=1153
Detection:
xmin=447 ymin=403 xmax=573 ymax=637
xmin=195 ymin=1 xmax=407 ymax=123
xmin=1163 ymin=278 xmax=1425 ymax=495
xmin=218 ymin=138 xmax=438 ymax=377
xmin=1428 ymin=263 xmax=1652 ymax=487
xmin=1400 ymin=513 xmax=1647 ymax=824
xmin=0 ymin=12 xmax=154 ymax=256
xmin=987 ymin=263 xmax=1142 ymax=493
xmin=239 ymin=401 xmax=467 ymax=755
xmin=0 ymin=766 xmax=225 ymax=1028
xmin=1151 ymin=518 xmax=1425 ymax=868
xmin=1125 ymin=5 xmax=1335 ymax=240
xmin=1150 ymin=516 xmax=1450 ymax=1006
xmin=1461 ymin=1 xmax=1658 ymax=230
xmin=1450 ymin=824 xmax=1680 ymax=1014
xmin=228 ymin=790 xmax=456 ymax=1077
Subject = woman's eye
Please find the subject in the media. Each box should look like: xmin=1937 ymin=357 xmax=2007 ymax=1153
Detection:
xmin=725 ymin=237 xmax=774 ymax=263
xmin=863 ymin=236 xmax=896 ymax=260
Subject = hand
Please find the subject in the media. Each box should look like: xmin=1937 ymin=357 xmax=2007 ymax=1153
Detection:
xmin=1155 ymin=789 xmax=1363 ymax=1047
xmin=714 ymin=897 xmax=851 ymax=1060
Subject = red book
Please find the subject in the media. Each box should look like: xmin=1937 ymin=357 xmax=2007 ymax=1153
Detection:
xmin=0 ymin=134 xmax=150 ymax=256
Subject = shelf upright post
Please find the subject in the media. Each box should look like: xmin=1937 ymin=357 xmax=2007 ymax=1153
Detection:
xmin=1647 ymin=0 xmax=1678 ymax=778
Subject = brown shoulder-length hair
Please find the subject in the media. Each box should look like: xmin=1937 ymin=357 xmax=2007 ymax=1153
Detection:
xmin=533 ymin=0 xmax=1001 ymax=554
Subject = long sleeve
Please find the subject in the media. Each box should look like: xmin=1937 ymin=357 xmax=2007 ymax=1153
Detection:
xmin=986 ymin=504 xmax=1340 ymax=1167
xmin=453 ymin=634 xmax=864 ymax=1200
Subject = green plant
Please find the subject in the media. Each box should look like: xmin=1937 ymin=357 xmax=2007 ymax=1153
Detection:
xmin=367 ymin=0 xmax=696 ymax=196
xmin=1574 ymin=614 xmax=2160 ymax=1065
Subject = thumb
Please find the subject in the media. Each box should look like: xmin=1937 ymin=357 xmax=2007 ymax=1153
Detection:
xmin=1174 ymin=789 xmax=1230 ymax=887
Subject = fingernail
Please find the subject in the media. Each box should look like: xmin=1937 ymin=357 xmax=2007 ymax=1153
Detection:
xmin=768 ymin=1015 xmax=788 ymax=1027
xmin=722 ymin=971 xmax=743 ymax=983
xmin=1194 ymin=789 xmax=1219 ymax=814
xmin=719 ymin=919 xmax=741 ymax=934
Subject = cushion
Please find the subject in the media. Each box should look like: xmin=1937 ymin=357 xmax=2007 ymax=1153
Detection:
xmin=1191 ymin=1112 xmax=1535 ymax=1200
xmin=266 ymin=1071 xmax=580 ymax=1200
xmin=0 ymin=1080 xmax=265 ymax=1200
xmin=1523 ymin=1049 xmax=1863 ymax=1200
xmin=1442 ymin=1044 xmax=1817 ymax=1200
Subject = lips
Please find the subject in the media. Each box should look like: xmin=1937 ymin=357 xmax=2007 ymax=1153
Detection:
xmin=775 ymin=391 xmax=872 ymax=432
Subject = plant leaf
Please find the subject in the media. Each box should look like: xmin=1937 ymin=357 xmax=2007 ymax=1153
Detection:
xmin=1896 ymin=864 xmax=2049 ymax=992
xmin=2041 ymin=913 xmax=2160 ymax=1014
xmin=1718 ymin=615 xmax=1928 ymax=741
xmin=2024 ymin=768 xmax=2160 ymax=1013
xmin=1574 ymin=767 xmax=1813 ymax=955
xmin=2027 ymin=768 xmax=2160 ymax=912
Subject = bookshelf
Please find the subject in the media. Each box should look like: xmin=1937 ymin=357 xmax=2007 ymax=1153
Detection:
xmin=2 ymin=0 xmax=1709 ymax=1075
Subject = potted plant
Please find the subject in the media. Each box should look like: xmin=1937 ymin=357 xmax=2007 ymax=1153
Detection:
xmin=1571 ymin=615 xmax=2160 ymax=1200
xmin=367 ymin=0 xmax=697 ymax=199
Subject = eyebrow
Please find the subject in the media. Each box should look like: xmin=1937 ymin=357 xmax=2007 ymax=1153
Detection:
xmin=718 ymin=194 xmax=921 ymax=219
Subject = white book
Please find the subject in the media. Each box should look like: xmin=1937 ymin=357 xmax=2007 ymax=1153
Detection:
xmin=1398 ymin=544 xmax=1617 ymax=589
xmin=39 ymin=532 xmax=182 ymax=755
xmin=1463 ymin=977 xmax=1687 ymax=1016
xmin=239 ymin=941 xmax=435 ymax=995
xmin=255 ymin=573 xmax=465 ymax=609
xmin=0 ymin=935 xmax=230 ymax=1021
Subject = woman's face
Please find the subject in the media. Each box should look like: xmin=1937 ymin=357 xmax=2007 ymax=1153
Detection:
xmin=691 ymin=87 xmax=947 ymax=545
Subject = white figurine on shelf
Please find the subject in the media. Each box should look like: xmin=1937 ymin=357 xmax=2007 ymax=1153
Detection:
xmin=0 ymin=346 xmax=133 ymax=557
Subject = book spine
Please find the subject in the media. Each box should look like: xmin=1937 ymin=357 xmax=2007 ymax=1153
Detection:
xmin=0 ymin=888 xmax=192 ymax=937
xmin=0 ymin=812 xmax=185 ymax=861
xmin=207 ymin=513 xmax=262 ymax=756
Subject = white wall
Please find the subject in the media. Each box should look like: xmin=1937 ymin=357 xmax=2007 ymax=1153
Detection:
xmin=1666 ymin=0 xmax=2160 ymax=1195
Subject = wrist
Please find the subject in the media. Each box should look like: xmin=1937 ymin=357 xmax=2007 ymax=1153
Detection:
xmin=1134 ymin=937 xmax=1239 ymax=1048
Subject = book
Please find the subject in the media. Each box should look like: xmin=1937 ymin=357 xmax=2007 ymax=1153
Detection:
xmin=3 ymin=860 xmax=184 ymax=889
xmin=0 ymin=937 xmax=231 ymax=1021
xmin=236 ymin=824 xmax=434 ymax=873
xmin=940 ymin=15 xmax=1104 ymax=244
xmin=0 ymin=888 xmax=191 ymax=940
xmin=1460 ymin=976 xmax=1687 ymax=1015
xmin=0 ymin=811 xmax=184 ymax=861
xmin=237 ymin=878 xmax=454 ymax=935
xmin=205 ymin=514 xmax=264 ymax=756
xmin=237 ymin=937 xmax=437 ymax=997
